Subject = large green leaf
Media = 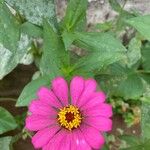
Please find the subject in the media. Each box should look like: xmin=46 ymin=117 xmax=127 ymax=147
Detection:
xmin=72 ymin=32 xmax=126 ymax=72
xmin=0 ymin=3 xmax=19 ymax=52
xmin=16 ymin=75 xmax=53 ymax=107
xmin=0 ymin=107 xmax=17 ymax=134
xmin=62 ymin=0 xmax=87 ymax=32
xmin=5 ymin=0 xmax=56 ymax=27
xmin=0 ymin=3 xmax=19 ymax=79
xmin=0 ymin=3 xmax=31 ymax=79
xmin=74 ymin=32 xmax=127 ymax=52
xmin=73 ymin=51 xmax=125 ymax=73
xmin=0 ymin=136 xmax=12 ymax=150
xmin=40 ymin=21 xmax=69 ymax=77
xmin=126 ymin=15 xmax=150 ymax=41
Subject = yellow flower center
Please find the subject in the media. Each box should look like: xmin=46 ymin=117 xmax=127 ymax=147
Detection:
xmin=57 ymin=105 xmax=82 ymax=131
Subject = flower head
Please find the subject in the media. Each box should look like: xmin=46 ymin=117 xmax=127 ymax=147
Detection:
xmin=26 ymin=76 xmax=112 ymax=150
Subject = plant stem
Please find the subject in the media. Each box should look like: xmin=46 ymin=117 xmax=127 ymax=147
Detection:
xmin=0 ymin=97 xmax=17 ymax=102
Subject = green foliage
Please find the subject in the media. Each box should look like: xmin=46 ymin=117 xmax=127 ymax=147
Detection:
xmin=0 ymin=136 xmax=12 ymax=150
xmin=40 ymin=21 xmax=69 ymax=77
xmin=74 ymin=32 xmax=127 ymax=52
xmin=0 ymin=3 xmax=19 ymax=79
xmin=0 ymin=0 xmax=150 ymax=148
xmin=16 ymin=75 xmax=53 ymax=107
xmin=5 ymin=0 xmax=57 ymax=27
xmin=142 ymin=96 xmax=150 ymax=140
xmin=108 ymin=0 xmax=123 ymax=12
xmin=141 ymin=42 xmax=150 ymax=71
xmin=126 ymin=15 xmax=150 ymax=41
xmin=120 ymin=137 xmax=150 ymax=150
xmin=109 ymin=0 xmax=136 ymax=30
xmin=21 ymin=22 xmax=43 ymax=38
xmin=96 ymin=63 xmax=144 ymax=99
xmin=0 ymin=107 xmax=17 ymax=134
xmin=116 ymin=73 xmax=144 ymax=99
xmin=96 ymin=21 xmax=113 ymax=32
xmin=127 ymin=37 xmax=141 ymax=67
xmin=0 ymin=3 xmax=31 ymax=79
xmin=62 ymin=0 xmax=87 ymax=32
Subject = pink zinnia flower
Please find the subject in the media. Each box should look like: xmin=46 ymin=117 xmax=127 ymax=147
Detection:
xmin=26 ymin=76 xmax=112 ymax=150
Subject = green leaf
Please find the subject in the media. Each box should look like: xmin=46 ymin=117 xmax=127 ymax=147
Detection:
xmin=62 ymin=31 xmax=76 ymax=50
xmin=126 ymin=15 xmax=150 ymax=41
xmin=73 ymin=51 xmax=125 ymax=73
xmin=96 ymin=21 xmax=113 ymax=32
xmin=0 ymin=107 xmax=17 ymax=134
xmin=6 ymin=0 xmax=57 ymax=27
xmin=0 ymin=136 xmax=12 ymax=150
xmin=96 ymin=64 xmax=144 ymax=99
xmin=62 ymin=0 xmax=87 ymax=31
xmin=72 ymin=32 xmax=126 ymax=72
xmin=0 ymin=3 xmax=19 ymax=79
xmin=108 ymin=0 xmax=122 ymax=12
xmin=0 ymin=3 xmax=31 ymax=79
xmin=74 ymin=32 xmax=127 ymax=52
xmin=121 ymin=139 xmax=150 ymax=150
xmin=16 ymin=75 xmax=53 ymax=107
xmin=0 ymin=0 xmax=4 ymax=3
xmin=21 ymin=22 xmax=43 ymax=38
xmin=141 ymin=73 xmax=150 ymax=85
xmin=141 ymin=42 xmax=150 ymax=71
xmin=40 ymin=21 xmax=69 ymax=77
xmin=127 ymin=37 xmax=141 ymax=67
xmin=0 ymin=3 xmax=19 ymax=52
xmin=120 ymin=135 xmax=142 ymax=147
xmin=116 ymin=73 xmax=144 ymax=99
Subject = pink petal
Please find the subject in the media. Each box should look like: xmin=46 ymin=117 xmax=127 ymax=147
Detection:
xmin=37 ymin=87 xmax=62 ymax=108
xmin=32 ymin=126 xmax=60 ymax=148
xmin=77 ymin=78 xmax=97 ymax=107
xmin=52 ymin=77 xmax=69 ymax=106
xmin=80 ymin=124 xmax=105 ymax=149
xmin=83 ymin=103 xmax=113 ymax=118
xmin=81 ymin=91 xmax=106 ymax=110
xmin=25 ymin=115 xmax=56 ymax=131
xmin=29 ymin=100 xmax=57 ymax=116
xmin=70 ymin=76 xmax=84 ymax=105
xmin=43 ymin=130 xmax=69 ymax=150
xmin=84 ymin=116 xmax=112 ymax=132
xmin=58 ymin=134 xmax=71 ymax=150
xmin=71 ymin=129 xmax=91 ymax=150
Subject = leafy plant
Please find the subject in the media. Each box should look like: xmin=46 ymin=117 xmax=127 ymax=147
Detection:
xmin=0 ymin=0 xmax=150 ymax=149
